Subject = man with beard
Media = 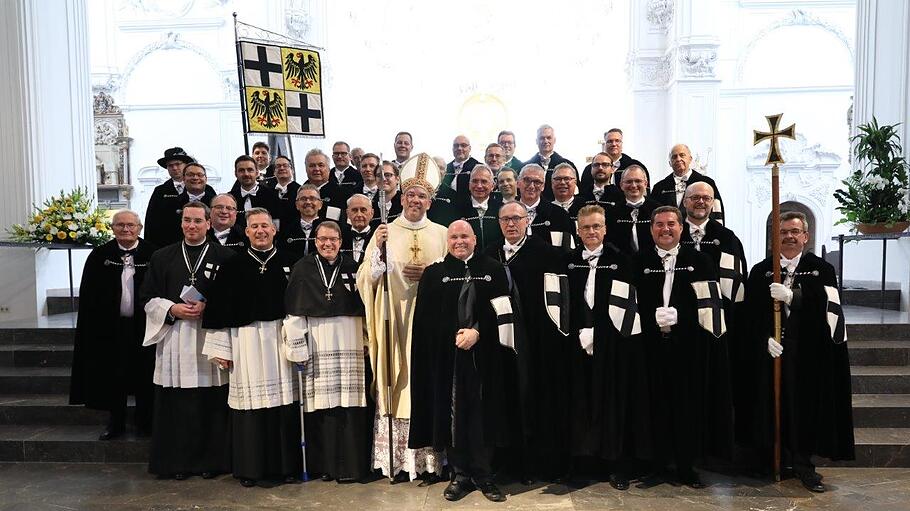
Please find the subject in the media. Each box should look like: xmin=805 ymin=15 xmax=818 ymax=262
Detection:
xmin=358 ymin=153 xmax=381 ymax=202
xmin=356 ymin=153 xmax=448 ymax=481
xmin=140 ymin=201 xmax=234 ymax=481
xmin=330 ymin=141 xmax=364 ymax=192
xmin=498 ymin=130 xmax=523 ymax=172
xmin=341 ymin=193 xmax=375 ymax=265
xmin=567 ymin=205 xmax=650 ymax=490
xmin=392 ymin=131 xmax=413 ymax=169
xmin=635 ymin=206 xmax=732 ymax=489
xmin=272 ymin=156 xmax=301 ymax=224
xmin=277 ymin=184 xmax=328 ymax=260
xmin=681 ymin=183 xmax=749 ymax=444
xmin=70 ymin=210 xmax=157 ymax=440
xmin=207 ymin=194 xmax=248 ymax=252
xmin=284 ymin=220 xmax=372 ymax=483
xmin=579 ymin=129 xmax=649 ymax=190
xmin=457 ymin=165 xmax=502 ymax=251
xmin=517 ymin=164 xmax=574 ymax=251
xmin=745 ymin=212 xmax=853 ymax=492
xmin=484 ymin=143 xmax=505 ymax=176
xmin=409 ymin=220 xmax=514 ymax=503
xmin=303 ymin=148 xmax=346 ymax=221
xmin=523 ymin=124 xmax=576 ymax=200
xmin=651 ymin=144 xmax=725 ymax=224
xmin=202 ymin=208 xmax=302 ymax=488
xmin=442 ymin=135 xmax=480 ymax=196
xmin=578 ymin=152 xmax=623 ymax=207
xmin=484 ymin=201 xmax=571 ymax=484
xmin=606 ymin=165 xmax=660 ymax=255
xmin=230 ymin=155 xmax=280 ymax=228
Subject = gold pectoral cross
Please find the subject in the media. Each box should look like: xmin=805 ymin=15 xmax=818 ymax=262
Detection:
xmin=409 ymin=232 xmax=422 ymax=264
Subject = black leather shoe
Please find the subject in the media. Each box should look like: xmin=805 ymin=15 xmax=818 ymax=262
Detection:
xmin=240 ymin=478 xmax=256 ymax=487
xmin=174 ymin=473 xmax=188 ymax=481
xmin=678 ymin=470 xmax=706 ymax=489
xmin=321 ymin=473 xmax=333 ymax=482
xmin=201 ymin=472 xmax=215 ymax=479
xmin=98 ymin=428 xmax=124 ymax=441
xmin=284 ymin=475 xmax=300 ymax=484
xmin=443 ymin=479 xmax=474 ymax=501
xmin=609 ymin=473 xmax=630 ymax=491
xmin=799 ymin=472 xmax=826 ymax=493
xmin=635 ymin=473 xmax=664 ymax=489
xmin=476 ymin=480 xmax=506 ymax=502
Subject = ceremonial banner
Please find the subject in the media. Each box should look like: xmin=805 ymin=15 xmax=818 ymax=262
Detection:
xmin=238 ymin=40 xmax=324 ymax=136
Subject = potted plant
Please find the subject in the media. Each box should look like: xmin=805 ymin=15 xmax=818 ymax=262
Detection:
xmin=834 ymin=117 xmax=910 ymax=234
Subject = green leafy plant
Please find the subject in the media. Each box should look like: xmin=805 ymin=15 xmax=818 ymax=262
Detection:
xmin=834 ymin=118 xmax=910 ymax=227
xmin=7 ymin=187 xmax=113 ymax=246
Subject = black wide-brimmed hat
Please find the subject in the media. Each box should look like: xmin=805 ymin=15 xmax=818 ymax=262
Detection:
xmin=157 ymin=147 xmax=195 ymax=168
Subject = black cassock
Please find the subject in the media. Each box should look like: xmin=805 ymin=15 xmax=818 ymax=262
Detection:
xmin=409 ymin=254 xmax=513 ymax=477
xmin=567 ymin=244 xmax=652 ymax=466
xmin=579 ymin=153 xmax=651 ymax=192
xmin=69 ymin=239 xmax=157 ymax=427
xmin=202 ymin=247 xmax=303 ymax=482
xmin=144 ymin=180 xmax=216 ymax=248
xmin=458 ymin=195 xmax=503 ymax=252
xmin=276 ymin=217 xmax=327 ymax=262
xmin=744 ymin=252 xmax=854 ymax=464
xmin=527 ymin=200 xmax=575 ymax=252
xmin=651 ymin=170 xmax=725 ymax=224
xmin=681 ymin=220 xmax=751 ymax=444
xmin=340 ymin=224 xmax=374 ymax=266
xmin=605 ymin=199 xmax=660 ymax=255
xmin=286 ymin=253 xmax=371 ymax=480
xmin=484 ymin=235 xmax=571 ymax=475
xmin=207 ymin=225 xmax=249 ymax=253
xmin=427 ymin=186 xmax=461 ymax=227
xmin=636 ymin=246 xmax=734 ymax=467
xmin=139 ymin=240 xmax=235 ymax=477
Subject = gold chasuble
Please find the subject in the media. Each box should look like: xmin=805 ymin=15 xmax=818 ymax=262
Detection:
xmin=357 ymin=215 xmax=447 ymax=419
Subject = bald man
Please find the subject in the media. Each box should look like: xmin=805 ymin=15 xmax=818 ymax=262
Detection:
xmin=651 ymin=144 xmax=725 ymax=224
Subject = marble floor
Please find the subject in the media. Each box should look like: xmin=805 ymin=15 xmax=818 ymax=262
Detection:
xmin=0 ymin=464 xmax=909 ymax=511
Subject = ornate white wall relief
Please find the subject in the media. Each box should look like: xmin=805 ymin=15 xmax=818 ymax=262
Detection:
xmin=646 ymin=0 xmax=674 ymax=33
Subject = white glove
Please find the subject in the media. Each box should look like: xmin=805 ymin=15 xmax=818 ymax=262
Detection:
xmin=769 ymin=283 xmax=793 ymax=305
xmin=655 ymin=306 xmax=678 ymax=328
xmin=579 ymin=328 xmax=594 ymax=356
xmin=767 ymin=337 xmax=783 ymax=358
xmin=370 ymin=246 xmax=389 ymax=282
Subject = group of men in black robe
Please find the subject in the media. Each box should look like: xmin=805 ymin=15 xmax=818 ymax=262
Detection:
xmin=69 ymin=135 xmax=853 ymax=501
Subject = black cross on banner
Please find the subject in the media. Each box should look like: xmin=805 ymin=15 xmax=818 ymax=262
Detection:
xmin=242 ymin=43 xmax=283 ymax=87
xmin=693 ymin=281 xmax=725 ymax=338
xmin=286 ymin=92 xmax=324 ymax=135
xmin=608 ymin=281 xmax=640 ymax=337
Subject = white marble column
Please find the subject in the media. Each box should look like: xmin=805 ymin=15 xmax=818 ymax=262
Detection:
xmin=0 ymin=0 xmax=94 ymax=320
xmin=852 ymin=0 xmax=910 ymax=312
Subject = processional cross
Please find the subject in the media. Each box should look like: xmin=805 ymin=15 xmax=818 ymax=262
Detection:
xmin=752 ymin=113 xmax=795 ymax=483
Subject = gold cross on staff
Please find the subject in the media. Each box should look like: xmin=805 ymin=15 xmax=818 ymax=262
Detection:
xmin=753 ymin=113 xmax=796 ymax=165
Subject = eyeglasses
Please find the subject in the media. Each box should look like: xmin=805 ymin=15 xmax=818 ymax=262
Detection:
xmin=453 ymin=143 xmax=470 ymax=148
xmin=297 ymin=196 xmax=322 ymax=203
xmin=184 ymin=172 xmax=205 ymax=178
xmin=521 ymin=178 xmax=545 ymax=187
xmin=332 ymin=152 xmax=349 ymax=157
xmin=211 ymin=205 xmax=237 ymax=212
xmin=552 ymin=176 xmax=575 ymax=183
xmin=685 ymin=195 xmax=714 ymax=203
xmin=780 ymin=229 xmax=805 ymax=237
xmin=498 ymin=215 xmax=528 ymax=224
xmin=591 ymin=162 xmax=613 ymax=168
xmin=113 ymin=223 xmax=139 ymax=229
xmin=579 ymin=224 xmax=605 ymax=232
xmin=316 ymin=236 xmax=341 ymax=243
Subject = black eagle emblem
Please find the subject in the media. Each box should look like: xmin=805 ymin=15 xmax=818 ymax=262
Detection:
xmin=249 ymin=90 xmax=284 ymax=129
xmin=284 ymin=52 xmax=318 ymax=89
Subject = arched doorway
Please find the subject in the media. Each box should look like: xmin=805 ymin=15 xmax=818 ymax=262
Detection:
xmin=765 ymin=201 xmax=816 ymax=257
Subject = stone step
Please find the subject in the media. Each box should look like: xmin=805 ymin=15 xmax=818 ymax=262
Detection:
xmin=847 ymin=323 xmax=910 ymax=342
xmin=848 ymin=340 xmax=910 ymax=366
xmin=843 ymin=288 xmax=901 ymax=311
xmin=0 ymin=395 xmax=125 ymax=425
xmin=0 ymin=329 xmax=74 ymax=346
xmin=851 ymin=366 xmax=910 ymax=394
xmin=0 ymin=367 xmax=70 ymax=394
xmin=0 ymin=344 xmax=73 ymax=368
xmin=852 ymin=394 xmax=910 ymax=428
xmin=0 ymin=424 xmax=148 ymax=463
xmin=820 ymin=428 xmax=910 ymax=468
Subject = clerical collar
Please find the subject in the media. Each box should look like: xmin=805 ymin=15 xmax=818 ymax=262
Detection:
xmin=471 ymin=197 xmax=489 ymax=209
xmin=397 ymin=215 xmax=428 ymax=229
xmin=184 ymin=238 xmax=207 ymax=247
xmin=674 ymin=170 xmax=693 ymax=182
xmin=117 ymin=241 xmax=139 ymax=251
xmin=251 ymin=246 xmax=275 ymax=254
xmin=626 ymin=197 xmax=645 ymax=207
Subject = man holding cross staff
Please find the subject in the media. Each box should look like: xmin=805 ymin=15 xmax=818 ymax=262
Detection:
xmin=745 ymin=114 xmax=854 ymax=492
xmin=357 ymin=153 xmax=448 ymax=482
